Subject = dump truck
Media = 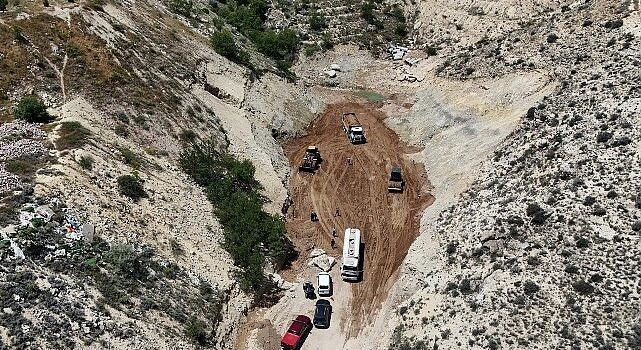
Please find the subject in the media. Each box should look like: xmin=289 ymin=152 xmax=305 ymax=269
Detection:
xmin=342 ymin=113 xmax=366 ymax=143
xmin=388 ymin=166 xmax=404 ymax=192
xmin=281 ymin=315 xmax=312 ymax=349
xmin=340 ymin=228 xmax=362 ymax=281
xmin=299 ymin=146 xmax=321 ymax=172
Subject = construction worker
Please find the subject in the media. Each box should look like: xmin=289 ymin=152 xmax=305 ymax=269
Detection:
xmin=334 ymin=207 xmax=340 ymax=217
xmin=330 ymin=238 xmax=336 ymax=249
xmin=332 ymin=227 xmax=337 ymax=237
xmin=310 ymin=210 xmax=317 ymax=222
xmin=347 ymin=157 xmax=352 ymax=165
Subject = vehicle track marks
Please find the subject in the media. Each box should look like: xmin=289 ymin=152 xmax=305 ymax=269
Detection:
xmin=282 ymin=102 xmax=433 ymax=336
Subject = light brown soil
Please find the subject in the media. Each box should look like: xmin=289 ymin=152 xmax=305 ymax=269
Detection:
xmin=282 ymin=102 xmax=433 ymax=335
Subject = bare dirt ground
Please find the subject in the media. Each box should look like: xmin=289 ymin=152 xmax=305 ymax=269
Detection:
xmin=281 ymin=101 xmax=433 ymax=335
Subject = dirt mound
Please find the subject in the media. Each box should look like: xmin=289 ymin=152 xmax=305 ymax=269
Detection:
xmin=282 ymin=102 xmax=432 ymax=334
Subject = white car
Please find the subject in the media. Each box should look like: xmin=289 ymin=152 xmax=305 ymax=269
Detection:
xmin=317 ymin=272 xmax=332 ymax=297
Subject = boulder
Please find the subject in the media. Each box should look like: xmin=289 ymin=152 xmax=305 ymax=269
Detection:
xmin=324 ymin=70 xmax=337 ymax=78
xmin=308 ymin=255 xmax=336 ymax=272
xmin=330 ymin=64 xmax=341 ymax=71
xmin=80 ymin=223 xmax=95 ymax=243
xmin=309 ymin=248 xmax=326 ymax=258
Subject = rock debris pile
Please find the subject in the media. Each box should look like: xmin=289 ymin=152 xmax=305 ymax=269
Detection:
xmin=0 ymin=121 xmax=48 ymax=193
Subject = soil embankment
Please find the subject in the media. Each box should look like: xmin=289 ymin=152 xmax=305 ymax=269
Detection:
xmin=282 ymin=101 xmax=432 ymax=334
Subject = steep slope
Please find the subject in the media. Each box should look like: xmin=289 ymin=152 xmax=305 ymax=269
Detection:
xmin=390 ymin=1 xmax=641 ymax=349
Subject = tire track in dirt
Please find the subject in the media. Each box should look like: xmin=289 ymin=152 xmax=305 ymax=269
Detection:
xmin=282 ymin=101 xmax=433 ymax=336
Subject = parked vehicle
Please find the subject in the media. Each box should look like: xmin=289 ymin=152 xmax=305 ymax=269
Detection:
xmin=303 ymin=281 xmax=315 ymax=299
xmin=313 ymin=300 xmax=332 ymax=328
xmin=317 ymin=272 xmax=332 ymax=297
xmin=341 ymin=113 xmax=366 ymax=143
xmin=281 ymin=315 xmax=312 ymax=349
xmin=340 ymin=228 xmax=362 ymax=281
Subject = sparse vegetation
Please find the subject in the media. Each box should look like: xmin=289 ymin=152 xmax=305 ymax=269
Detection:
xmin=14 ymin=96 xmax=52 ymax=123
xmin=180 ymin=139 xmax=296 ymax=295
xmin=116 ymin=174 xmax=147 ymax=201
xmin=55 ymin=122 xmax=91 ymax=150
xmin=119 ymin=147 xmax=140 ymax=169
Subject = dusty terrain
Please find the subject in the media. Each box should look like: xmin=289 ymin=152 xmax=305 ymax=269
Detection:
xmin=283 ymin=101 xmax=432 ymax=333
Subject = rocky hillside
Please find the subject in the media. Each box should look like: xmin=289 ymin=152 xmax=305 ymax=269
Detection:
xmin=392 ymin=1 xmax=640 ymax=349
xmin=0 ymin=0 xmax=320 ymax=348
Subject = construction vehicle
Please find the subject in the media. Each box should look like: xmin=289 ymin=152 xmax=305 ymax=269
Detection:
xmin=342 ymin=113 xmax=366 ymax=143
xmin=299 ymin=146 xmax=321 ymax=172
xmin=281 ymin=315 xmax=312 ymax=349
xmin=388 ymin=166 xmax=404 ymax=192
xmin=340 ymin=228 xmax=362 ymax=281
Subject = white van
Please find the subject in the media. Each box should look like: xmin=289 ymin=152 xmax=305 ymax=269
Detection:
xmin=317 ymin=272 xmax=332 ymax=297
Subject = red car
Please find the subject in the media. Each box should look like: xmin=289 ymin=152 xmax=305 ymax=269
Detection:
xmin=281 ymin=315 xmax=312 ymax=349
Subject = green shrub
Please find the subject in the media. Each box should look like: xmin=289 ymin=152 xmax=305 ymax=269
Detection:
xmin=168 ymin=0 xmax=194 ymax=17
xmin=114 ymin=124 xmax=129 ymax=137
xmin=361 ymin=1 xmax=376 ymax=24
xmin=0 ymin=0 xmax=8 ymax=11
xmin=179 ymin=129 xmax=197 ymax=143
xmin=180 ymin=139 xmax=296 ymax=294
xmin=309 ymin=12 xmax=327 ymax=31
xmin=14 ymin=96 xmax=52 ymax=123
xmin=251 ymin=29 xmax=299 ymax=62
xmin=211 ymin=30 xmax=250 ymax=65
xmin=119 ymin=147 xmax=140 ymax=169
xmin=184 ymin=317 xmax=208 ymax=345
xmin=117 ymin=175 xmax=146 ymax=201
xmin=79 ymin=155 xmax=94 ymax=170
xmin=55 ymin=122 xmax=90 ymax=150
xmin=320 ymin=33 xmax=334 ymax=50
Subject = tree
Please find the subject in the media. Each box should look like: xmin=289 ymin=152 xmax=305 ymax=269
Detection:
xmin=210 ymin=30 xmax=249 ymax=65
xmin=14 ymin=96 xmax=52 ymax=123
xmin=0 ymin=0 xmax=8 ymax=11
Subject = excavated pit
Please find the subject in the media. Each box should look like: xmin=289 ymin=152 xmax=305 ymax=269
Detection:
xmin=282 ymin=101 xmax=433 ymax=334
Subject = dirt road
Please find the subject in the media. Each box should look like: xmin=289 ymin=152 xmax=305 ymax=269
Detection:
xmin=282 ymin=102 xmax=432 ymax=335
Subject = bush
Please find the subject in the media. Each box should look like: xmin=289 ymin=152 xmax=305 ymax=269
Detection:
xmin=572 ymin=280 xmax=594 ymax=295
xmin=180 ymin=139 xmax=296 ymax=294
xmin=14 ymin=96 xmax=52 ymax=123
xmin=523 ymin=280 xmax=539 ymax=295
xmin=0 ymin=0 xmax=8 ymax=11
xmin=361 ymin=1 xmax=376 ymax=24
xmin=119 ymin=147 xmax=140 ymax=169
xmin=251 ymin=29 xmax=299 ymax=62
xmin=179 ymin=129 xmax=197 ymax=143
xmin=211 ymin=30 xmax=250 ymax=65
xmin=79 ymin=155 xmax=94 ymax=170
xmin=55 ymin=122 xmax=91 ymax=150
xmin=185 ymin=317 xmax=209 ymax=345
xmin=309 ymin=12 xmax=327 ymax=31
xmin=114 ymin=124 xmax=129 ymax=137
xmin=117 ymin=175 xmax=146 ymax=201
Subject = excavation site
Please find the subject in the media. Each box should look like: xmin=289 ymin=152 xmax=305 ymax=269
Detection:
xmin=1 ymin=1 xmax=639 ymax=350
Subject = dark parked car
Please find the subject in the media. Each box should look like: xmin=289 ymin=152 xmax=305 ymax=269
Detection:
xmin=313 ymin=299 xmax=332 ymax=328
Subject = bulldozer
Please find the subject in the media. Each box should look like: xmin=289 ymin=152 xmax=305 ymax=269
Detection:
xmin=388 ymin=166 xmax=404 ymax=192
xmin=299 ymin=146 xmax=321 ymax=172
